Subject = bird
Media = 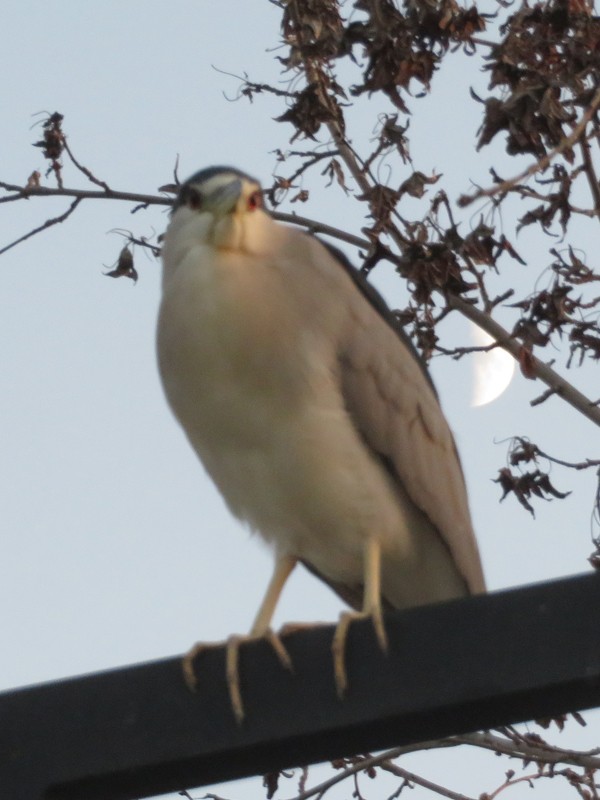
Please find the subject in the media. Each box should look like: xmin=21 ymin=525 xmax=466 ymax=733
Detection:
xmin=156 ymin=165 xmax=485 ymax=722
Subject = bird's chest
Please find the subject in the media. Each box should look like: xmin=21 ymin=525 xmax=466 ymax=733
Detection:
xmin=157 ymin=250 xmax=327 ymax=452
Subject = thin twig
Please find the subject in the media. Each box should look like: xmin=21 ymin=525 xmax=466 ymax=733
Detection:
xmin=454 ymin=731 xmax=600 ymax=770
xmin=485 ymin=767 xmax=547 ymax=800
xmin=516 ymin=185 xmax=597 ymax=218
xmin=458 ymin=87 xmax=600 ymax=207
xmin=579 ymin=137 xmax=600 ymax=216
xmin=0 ymin=197 xmax=82 ymax=255
xmin=530 ymin=387 xmax=558 ymax=407
xmin=269 ymin=149 xmax=340 ymax=205
xmin=62 ymin=139 xmax=111 ymax=191
xmin=534 ymin=450 xmax=600 ymax=471
xmin=379 ymin=762 xmax=476 ymax=800
xmin=272 ymin=210 xmax=367 ymax=248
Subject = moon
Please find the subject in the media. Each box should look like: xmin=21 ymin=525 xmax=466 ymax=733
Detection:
xmin=471 ymin=324 xmax=515 ymax=407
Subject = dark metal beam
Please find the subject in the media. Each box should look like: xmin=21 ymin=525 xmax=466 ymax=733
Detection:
xmin=2 ymin=572 xmax=600 ymax=800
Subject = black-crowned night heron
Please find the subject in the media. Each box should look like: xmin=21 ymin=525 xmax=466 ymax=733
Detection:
xmin=157 ymin=166 xmax=485 ymax=721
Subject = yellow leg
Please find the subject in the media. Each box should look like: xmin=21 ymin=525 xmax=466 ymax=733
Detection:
xmin=182 ymin=554 xmax=297 ymax=724
xmin=332 ymin=538 xmax=387 ymax=697
xmin=249 ymin=554 xmax=297 ymax=636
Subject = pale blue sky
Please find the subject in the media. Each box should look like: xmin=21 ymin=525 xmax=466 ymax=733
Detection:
xmin=1 ymin=3 xmax=598 ymax=800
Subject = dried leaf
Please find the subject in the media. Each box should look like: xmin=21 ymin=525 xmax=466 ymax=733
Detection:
xmin=104 ymin=246 xmax=138 ymax=283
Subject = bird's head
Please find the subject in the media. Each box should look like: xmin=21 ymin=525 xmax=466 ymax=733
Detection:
xmin=165 ymin=166 xmax=273 ymax=261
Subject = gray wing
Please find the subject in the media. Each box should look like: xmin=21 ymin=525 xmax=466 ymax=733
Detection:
xmin=318 ymin=238 xmax=486 ymax=596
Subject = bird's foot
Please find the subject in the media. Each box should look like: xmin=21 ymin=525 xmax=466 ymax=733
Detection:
xmin=331 ymin=608 xmax=388 ymax=697
xmin=182 ymin=629 xmax=293 ymax=724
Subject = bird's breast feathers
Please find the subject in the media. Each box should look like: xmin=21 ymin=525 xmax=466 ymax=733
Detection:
xmin=158 ymin=230 xmax=351 ymax=482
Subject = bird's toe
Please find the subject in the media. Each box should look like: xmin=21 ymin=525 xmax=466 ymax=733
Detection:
xmin=331 ymin=609 xmax=388 ymax=697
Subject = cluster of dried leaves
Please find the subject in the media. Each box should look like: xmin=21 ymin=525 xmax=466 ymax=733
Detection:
xmin=268 ymin=0 xmax=599 ymax=355
xmin=33 ymin=111 xmax=65 ymax=186
xmin=477 ymin=0 xmax=599 ymax=158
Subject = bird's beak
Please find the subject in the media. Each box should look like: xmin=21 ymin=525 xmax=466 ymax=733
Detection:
xmin=205 ymin=178 xmax=243 ymax=216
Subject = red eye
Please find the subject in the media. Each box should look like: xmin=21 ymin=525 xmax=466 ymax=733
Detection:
xmin=247 ymin=190 xmax=263 ymax=211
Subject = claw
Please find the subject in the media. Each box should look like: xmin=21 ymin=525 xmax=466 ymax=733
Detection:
xmin=331 ymin=611 xmax=354 ymax=697
xmin=226 ymin=630 xmax=293 ymax=724
xmin=225 ymin=635 xmax=245 ymax=724
xmin=182 ymin=629 xmax=293 ymax=724
xmin=265 ymin=628 xmax=294 ymax=672
xmin=182 ymin=640 xmax=212 ymax=692
xmin=332 ymin=609 xmax=388 ymax=696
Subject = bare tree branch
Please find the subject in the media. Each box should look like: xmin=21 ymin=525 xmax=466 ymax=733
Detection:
xmin=456 ymin=731 xmax=600 ymax=771
xmin=0 ymin=181 xmax=170 ymax=208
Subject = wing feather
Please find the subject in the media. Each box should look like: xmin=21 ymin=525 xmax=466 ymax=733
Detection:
xmin=318 ymin=239 xmax=485 ymax=595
